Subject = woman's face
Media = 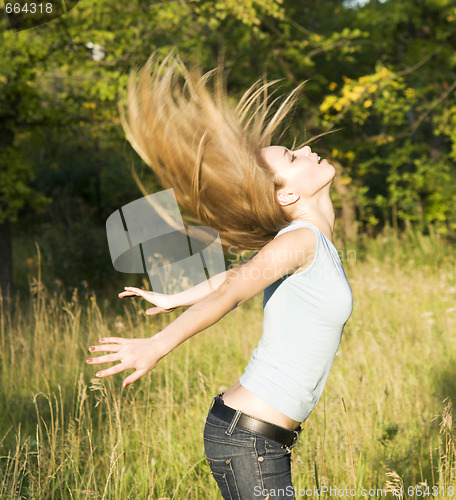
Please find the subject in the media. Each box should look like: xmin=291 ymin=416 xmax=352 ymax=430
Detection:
xmin=261 ymin=145 xmax=335 ymax=202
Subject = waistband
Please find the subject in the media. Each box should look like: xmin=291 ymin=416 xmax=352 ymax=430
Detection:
xmin=208 ymin=393 xmax=301 ymax=449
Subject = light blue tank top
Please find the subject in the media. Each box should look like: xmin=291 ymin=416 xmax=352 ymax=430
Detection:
xmin=239 ymin=220 xmax=353 ymax=422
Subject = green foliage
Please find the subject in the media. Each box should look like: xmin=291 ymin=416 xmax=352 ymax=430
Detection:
xmin=1 ymin=2 xmax=456 ymax=494
xmin=0 ymin=146 xmax=50 ymax=224
xmin=1 ymin=0 xmax=455 ymax=291
xmin=317 ymin=0 xmax=456 ymax=234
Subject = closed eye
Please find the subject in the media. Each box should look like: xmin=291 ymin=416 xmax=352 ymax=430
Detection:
xmin=290 ymin=153 xmax=297 ymax=163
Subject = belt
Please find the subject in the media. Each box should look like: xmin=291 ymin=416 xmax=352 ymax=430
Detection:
xmin=208 ymin=394 xmax=301 ymax=449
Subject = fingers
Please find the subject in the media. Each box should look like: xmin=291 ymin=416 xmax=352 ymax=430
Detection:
xmin=88 ymin=338 xmax=126 ymax=355
xmin=99 ymin=337 xmax=126 ymax=344
xmin=94 ymin=362 xmax=128 ymax=378
xmin=146 ymin=307 xmax=161 ymax=315
xmin=86 ymin=335 xmax=157 ymax=388
xmin=87 ymin=353 xmax=120 ymax=365
xmin=123 ymin=370 xmax=146 ymax=388
xmin=118 ymin=287 xmax=142 ymax=298
xmin=88 ymin=343 xmax=121 ymax=353
xmin=145 ymin=308 xmax=175 ymax=315
xmin=119 ymin=287 xmax=143 ymax=298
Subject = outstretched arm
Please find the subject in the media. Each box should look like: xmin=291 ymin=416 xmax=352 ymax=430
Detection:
xmin=162 ymin=271 xmax=227 ymax=307
xmin=88 ymin=281 xmax=238 ymax=387
xmin=87 ymin=228 xmax=316 ymax=387
xmin=120 ymin=253 xmax=258 ymax=313
xmin=119 ymin=269 xmax=228 ymax=314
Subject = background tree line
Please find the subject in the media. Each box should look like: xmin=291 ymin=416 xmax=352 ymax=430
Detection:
xmin=1 ymin=0 xmax=455 ymax=302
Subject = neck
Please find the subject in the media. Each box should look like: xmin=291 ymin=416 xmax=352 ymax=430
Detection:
xmin=289 ymin=189 xmax=335 ymax=240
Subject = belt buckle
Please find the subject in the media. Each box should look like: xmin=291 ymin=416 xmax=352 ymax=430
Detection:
xmin=208 ymin=393 xmax=223 ymax=414
xmin=208 ymin=395 xmax=217 ymax=414
xmin=286 ymin=427 xmax=301 ymax=451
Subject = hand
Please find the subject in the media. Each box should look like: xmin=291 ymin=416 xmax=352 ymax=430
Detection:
xmin=86 ymin=336 xmax=166 ymax=387
xmin=118 ymin=287 xmax=176 ymax=315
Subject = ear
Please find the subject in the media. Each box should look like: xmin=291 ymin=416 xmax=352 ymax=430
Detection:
xmin=276 ymin=190 xmax=300 ymax=207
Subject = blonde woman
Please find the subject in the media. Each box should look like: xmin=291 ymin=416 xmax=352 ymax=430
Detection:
xmin=87 ymin=54 xmax=353 ymax=499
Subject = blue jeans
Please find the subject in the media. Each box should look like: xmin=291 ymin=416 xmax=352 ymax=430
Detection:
xmin=203 ymin=401 xmax=297 ymax=499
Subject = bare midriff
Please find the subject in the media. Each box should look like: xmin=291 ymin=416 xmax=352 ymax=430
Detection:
xmin=221 ymin=380 xmax=301 ymax=430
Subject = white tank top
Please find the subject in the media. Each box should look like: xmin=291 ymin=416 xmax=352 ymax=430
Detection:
xmin=239 ymin=220 xmax=353 ymax=422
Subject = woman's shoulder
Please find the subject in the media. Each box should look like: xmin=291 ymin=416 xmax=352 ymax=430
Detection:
xmin=274 ymin=220 xmax=321 ymax=239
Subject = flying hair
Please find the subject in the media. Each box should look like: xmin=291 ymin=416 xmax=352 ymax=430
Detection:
xmin=118 ymin=52 xmax=306 ymax=251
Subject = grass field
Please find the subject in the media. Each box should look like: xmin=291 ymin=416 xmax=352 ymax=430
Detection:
xmin=1 ymin=224 xmax=455 ymax=499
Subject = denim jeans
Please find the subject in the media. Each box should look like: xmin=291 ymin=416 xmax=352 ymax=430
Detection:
xmin=203 ymin=401 xmax=297 ymax=500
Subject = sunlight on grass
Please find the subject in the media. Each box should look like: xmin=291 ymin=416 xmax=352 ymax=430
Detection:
xmin=0 ymin=225 xmax=455 ymax=498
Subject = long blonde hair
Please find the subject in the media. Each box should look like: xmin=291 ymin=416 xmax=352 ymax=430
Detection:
xmin=119 ymin=52 xmax=304 ymax=251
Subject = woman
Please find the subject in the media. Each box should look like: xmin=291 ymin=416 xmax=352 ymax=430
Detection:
xmin=87 ymin=53 xmax=353 ymax=499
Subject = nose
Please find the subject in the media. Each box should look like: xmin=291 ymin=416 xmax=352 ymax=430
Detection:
xmin=298 ymin=145 xmax=312 ymax=155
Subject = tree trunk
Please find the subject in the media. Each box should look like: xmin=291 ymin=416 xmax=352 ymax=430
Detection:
xmin=331 ymin=160 xmax=358 ymax=240
xmin=94 ymin=136 xmax=103 ymax=225
xmin=0 ymin=218 xmax=14 ymax=303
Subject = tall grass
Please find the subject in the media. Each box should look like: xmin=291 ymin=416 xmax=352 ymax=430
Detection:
xmin=1 ymin=224 xmax=455 ymax=498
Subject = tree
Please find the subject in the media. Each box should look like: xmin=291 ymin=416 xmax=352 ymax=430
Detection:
xmin=319 ymin=0 xmax=456 ymax=235
xmin=1 ymin=0 xmax=366 ymax=296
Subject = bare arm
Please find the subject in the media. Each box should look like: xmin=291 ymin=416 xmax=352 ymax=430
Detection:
xmin=118 ymin=271 xmax=227 ymax=314
xmin=161 ymin=270 xmax=227 ymax=308
xmin=88 ymin=284 xmax=238 ymax=387
xmin=119 ymin=255 xmax=258 ymax=313
xmin=162 ymin=251 xmax=258 ymax=308
xmin=88 ymin=228 xmax=316 ymax=387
